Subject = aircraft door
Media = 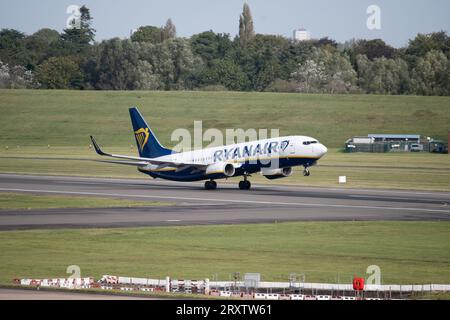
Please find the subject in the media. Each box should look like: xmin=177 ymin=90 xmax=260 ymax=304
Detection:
xmin=288 ymin=141 xmax=295 ymax=156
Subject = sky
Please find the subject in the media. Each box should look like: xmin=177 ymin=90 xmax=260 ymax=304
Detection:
xmin=0 ymin=0 xmax=449 ymax=48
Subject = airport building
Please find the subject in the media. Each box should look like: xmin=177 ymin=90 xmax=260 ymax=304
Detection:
xmin=293 ymin=28 xmax=311 ymax=42
xmin=345 ymin=134 xmax=448 ymax=153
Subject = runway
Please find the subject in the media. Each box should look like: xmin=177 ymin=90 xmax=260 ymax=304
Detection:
xmin=0 ymin=174 xmax=449 ymax=230
xmin=0 ymin=288 xmax=152 ymax=300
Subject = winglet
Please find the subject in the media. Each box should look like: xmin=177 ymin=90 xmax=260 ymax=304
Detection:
xmin=90 ymin=136 xmax=109 ymax=156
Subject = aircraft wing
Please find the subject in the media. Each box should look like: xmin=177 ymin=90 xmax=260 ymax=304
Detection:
xmin=90 ymin=136 xmax=207 ymax=169
xmin=94 ymin=160 xmax=150 ymax=167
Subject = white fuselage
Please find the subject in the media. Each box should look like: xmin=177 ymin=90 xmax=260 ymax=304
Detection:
xmin=147 ymin=135 xmax=327 ymax=169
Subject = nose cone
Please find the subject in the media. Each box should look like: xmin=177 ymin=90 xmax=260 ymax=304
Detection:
xmin=317 ymin=144 xmax=328 ymax=157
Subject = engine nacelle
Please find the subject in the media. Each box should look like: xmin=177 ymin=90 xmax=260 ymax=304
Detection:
xmin=205 ymin=162 xmax=236 ymax=177
xmin=261 ymin=167 xmax=293 ymax=180
xmin=138 ymin=164 xmax=165 ymax=173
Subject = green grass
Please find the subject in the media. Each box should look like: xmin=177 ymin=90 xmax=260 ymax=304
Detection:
xmin=1 ymin=146 xmax=449 ymax=191
xmin=0 ymin=89 xmax=449 ymax=148
xmin=0 ymin=193 xmax=171 ymax=210
xmin=0 ymin=89 xmax=449 ymax=191
xmin=0 ymin=221 xmax=449 ymax=286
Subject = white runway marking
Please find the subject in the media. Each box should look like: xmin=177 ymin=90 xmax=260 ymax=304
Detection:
xmin=2 ymin=173 xmax=450 ymax=196
xmin=349 ymin=194 xmax=448 ymax=202
xmin=1 ymin=187 xmax=450 ymax=215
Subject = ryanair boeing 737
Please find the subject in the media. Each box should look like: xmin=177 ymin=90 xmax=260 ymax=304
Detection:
xmin=90 ymin=107 xmax=327 ymax=190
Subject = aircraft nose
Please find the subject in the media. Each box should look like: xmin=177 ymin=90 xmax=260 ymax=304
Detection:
xmin=318 ymin=144 xmax=328 ymax=157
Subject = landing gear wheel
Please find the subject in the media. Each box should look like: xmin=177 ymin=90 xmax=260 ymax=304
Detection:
xmin=238 ymin=180 xmax=251 ymax=190
xmin=303 ymin=168 xmax=310 ymax=177
xmin=204 ymin=180 xmax=217 ymax=190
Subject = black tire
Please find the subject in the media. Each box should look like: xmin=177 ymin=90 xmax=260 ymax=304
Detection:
xmin=239 ymin=180 xmax=251 ymax=190
xmin=205 ymin=180 xmax=217 ymax=190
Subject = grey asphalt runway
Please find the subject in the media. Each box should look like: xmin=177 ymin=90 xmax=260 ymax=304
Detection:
xmin=0 ymin=288 xmax=153 ymax=300
xmin=0 ymin=174 xmax=449 ymax=230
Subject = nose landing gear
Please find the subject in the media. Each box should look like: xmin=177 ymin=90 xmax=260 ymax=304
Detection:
xmin=303 ymin=168 xmax=310 ymax=176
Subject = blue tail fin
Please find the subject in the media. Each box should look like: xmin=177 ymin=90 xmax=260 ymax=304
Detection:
xmin=129 ymin=107 xmax=172 ymax=158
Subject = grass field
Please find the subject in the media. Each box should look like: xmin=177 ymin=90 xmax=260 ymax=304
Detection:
xmin=0 ymin=221 xmax=448 ymax=285
xmin=0 ymin=89 xmax=449 ymax=149
xmin=1 ymin=89 xmax=449 ymax=191
xmin=0 ymin=193 xmax=171 ymax=210
xmin=0 ymin=90 xmax=450 ymax=191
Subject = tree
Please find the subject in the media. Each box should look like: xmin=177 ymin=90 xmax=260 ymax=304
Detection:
xmin=239 ymin=3 xmax=255 ymax=47
xmin=190 ymin=31 xmax=233 ymax=66
xmin=356 ymin=54 xmax=410 ymax=94
xmin=291 ymin=48 xmax=357 ymax=94
xmin=131 ymin=26 xmax=163 ymax=43
xmin=61 ymin=5 xmax=95 ymax=53
xmin=410 ymin=50 xmax=449 ymax=96
xmin=158 ymin=38 xmax=199 ymax=90
xmin=290 ymin=59 xmax=326 ymax=93
xmin=237 ymin=34 xmax=289 ymax=91
xmin=0 ymin=29 xmax=24 ymax=47
xmin=134 ymin=60 xmax=161 ymax=90
xmin=93 ymin=37 xmax=197 ymax=90
xmin=132 ymin=19 xmax=177 ymax=44
xmin=0 ymin=60 xmax=38 ymax=88
xmin=23 ymin=28 xmax=60 ymax=69
xmin=316 ymin=37 xmax=338 ymax=49
xmin=162 ymin=18 xmax=177 ymax=41
xmin=30 ymin=28 xmax=60 ymax=45
xmin=403 ymin=31 xmax=450 ymax=71
xmin=35 ymin=56 xmax=83 ymax=89
xmin=281 ymin=40 xmax=316 ymax=80
xmin=352 ymin=39 xmax=396 ymax=60
xmin=197 ymin=58 xmax=249 ymax=91
xmin=406 ymin=31 xmax=450 ymax=59
xmin=94 ymin=39 xmax=142 ymax=90
xmin=323 ymin=50 xmax=358 ymax=94
xmin=0 ymin=29 xmax=27 ymax=66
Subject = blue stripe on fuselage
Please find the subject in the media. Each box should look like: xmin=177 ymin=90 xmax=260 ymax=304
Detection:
xmin=139 ymin=157 xmax=318 ymax=182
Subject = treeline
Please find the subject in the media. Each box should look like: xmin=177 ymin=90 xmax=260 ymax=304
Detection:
xmin=0 ymin=4 xmax=449 ymax=95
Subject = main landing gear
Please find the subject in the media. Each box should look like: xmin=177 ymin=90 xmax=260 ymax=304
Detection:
xmin=204 ymin=180 xmax=217 ymax=190
xmin=204 ymin=175 xmax=252 ymax=190
xmin=238 ymin=174 xmax=251 ymax=190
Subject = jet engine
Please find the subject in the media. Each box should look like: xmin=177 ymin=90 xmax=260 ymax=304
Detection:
xmin=205 ymin=162 xmax=236 ymax=177
xmin=260 ymin=167 xmax=293 ymax=180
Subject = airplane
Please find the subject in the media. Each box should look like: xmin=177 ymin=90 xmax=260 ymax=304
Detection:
xmin=90 ymin=107 xmax=328 ymax=190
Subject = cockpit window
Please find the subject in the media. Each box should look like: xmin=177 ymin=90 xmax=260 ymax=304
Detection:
xmin=303 ymin=140 xmax=318 ymax=145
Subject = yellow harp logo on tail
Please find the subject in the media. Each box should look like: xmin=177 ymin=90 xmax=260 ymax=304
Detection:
xmin=134 ymin=128 xmax=149 ymax=152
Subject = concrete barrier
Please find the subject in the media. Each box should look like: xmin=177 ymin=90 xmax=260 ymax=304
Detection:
xmin=219 ymin=291 xmax=232 ymax=297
